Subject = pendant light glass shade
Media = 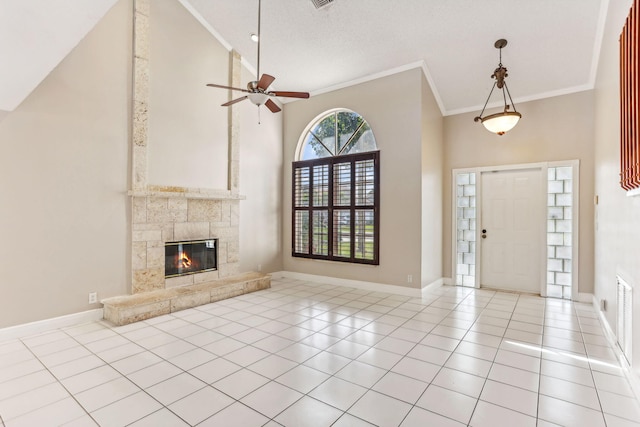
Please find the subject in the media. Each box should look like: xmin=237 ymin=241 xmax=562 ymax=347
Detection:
xmin=480 ymin=111 xmax=522 ymax=135
xmin=474 ymin=39 xmax=522 ymax=136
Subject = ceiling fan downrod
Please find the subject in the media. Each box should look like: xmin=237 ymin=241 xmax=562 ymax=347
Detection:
xmin=204 ymin=0 xmax=310 ymax=114
xmin=256 ymin=0 xmax=261 ymax=79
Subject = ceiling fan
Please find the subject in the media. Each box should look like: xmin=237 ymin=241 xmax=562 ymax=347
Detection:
xmin=206 ymin=0 xmax=310 ymax=113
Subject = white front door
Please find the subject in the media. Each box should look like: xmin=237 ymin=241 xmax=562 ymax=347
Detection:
xmin=480 ymin=168 xmax=542 ymax=293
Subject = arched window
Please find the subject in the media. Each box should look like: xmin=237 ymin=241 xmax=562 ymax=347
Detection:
xmin=298 ymin=109 xmax=378 ymax=160
xmin=292 ymin=109 xmax=380 ymax=264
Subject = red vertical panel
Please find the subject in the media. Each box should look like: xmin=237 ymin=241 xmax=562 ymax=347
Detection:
xmin=635 ymin=0 xmax=640 ymax=188
xmin=621 ymin=16 xmax=629 ymax=189
xmin=625 ymin=6 xmax=636 ymax=190
xmin=620 ymin=24 xmax=627 ymax=188
xmin=628 ymin=6 xmax=633 ymax=190
xmin=623 ymin=17 xmax=628 ymax=189
xmin=624 ymin=11 xmax=632 ymax=190
xmin=631 ymin=1 xmax=637 ymax=188
xmin=620 ymin=0 xmax=640 ymax=190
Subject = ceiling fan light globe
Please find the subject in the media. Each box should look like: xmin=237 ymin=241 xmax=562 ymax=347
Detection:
xmin=248 ymin=92 xmax=269 ymax=106
xmin=481 ymin=111 xmax=521 ymax=135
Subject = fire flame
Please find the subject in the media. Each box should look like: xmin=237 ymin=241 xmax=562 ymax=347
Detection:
xmin=177 ymin=251 xmax=192 ymax=269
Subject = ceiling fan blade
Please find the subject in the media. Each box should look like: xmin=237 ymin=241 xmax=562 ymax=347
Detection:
xmin=265 ymin=99 xmax=281 ymax=113
xmin=257 ymin=74 xmax=276 ymax=90
xmin=207 ymin=83 xmax=249 ymax=93
xmin=271 ymin=91 xmax=310 ymax=99
xmin=221 ymin=96 xmax=248 ymax=107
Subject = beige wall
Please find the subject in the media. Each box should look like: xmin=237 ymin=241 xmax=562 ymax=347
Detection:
xmin=147 ymin=0 xmax=230 ymax=189
xmin=593 ymin=0 xmax=640 ymax=377
xmin=443 ymin=91 xmax=596 ymax=294
xmin=0 ymin=0 xmax=284 ymax=328
xmin=238 ymin=68 xmax=284 ymax=274
xmin=282 ymin=68 xmax=441 ymax=288
xmin=421 ymin=73 xmax=444 ymax=285
xmin=0 ymin=0 xmax=132 ymax=327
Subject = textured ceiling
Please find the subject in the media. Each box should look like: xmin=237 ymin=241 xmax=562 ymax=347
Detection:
xmin=0 ymin=0 xmax=607 ymax=116
xmin=185 ymin=0 xmax=606 ymax=115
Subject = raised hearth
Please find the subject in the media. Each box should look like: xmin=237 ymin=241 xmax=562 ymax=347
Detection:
xmin=102 ymin=272 xmax=270 ymax=326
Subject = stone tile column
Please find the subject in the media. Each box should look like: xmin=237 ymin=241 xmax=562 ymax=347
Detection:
xmin=229 ymin=50 xmax=241 ymax=193
xmin=132 ymin=0 xmax=149 ymax=191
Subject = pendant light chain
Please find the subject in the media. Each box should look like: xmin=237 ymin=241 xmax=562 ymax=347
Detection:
xmin=502 ymin=79 xmax=508 ymax=110
xmin=498 ymin=44 xmax=518 ymax=114
xmin=476 ymin=82 xmax=497 ymax=120
xmin=504 ymin=82 xmax=518 ymax=113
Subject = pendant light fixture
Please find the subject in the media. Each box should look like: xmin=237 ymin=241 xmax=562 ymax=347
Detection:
xmin=474 ymin=39 xmax=521 ymax=135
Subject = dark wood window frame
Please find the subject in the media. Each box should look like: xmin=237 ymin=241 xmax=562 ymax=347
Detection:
xmin=292 ymin=151 xmax=380 ymax=265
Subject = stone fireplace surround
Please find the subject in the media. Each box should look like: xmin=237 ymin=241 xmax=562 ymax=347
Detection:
xmin=101 ymin=185 xmax=273 ymax=327
xmin=127 ymin=0 xmax=250 ymax=295
xmin=99 ymin=1 xmax=270 ymax=326
xmin=101 ymin=186 xmax=272 ymax=326
xmin=130 ymin=187 xmax=240 ymax=293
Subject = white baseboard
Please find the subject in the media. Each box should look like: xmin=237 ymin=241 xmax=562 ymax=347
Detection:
xmin=591 ymin=295 xmax=640 ymax=402
xmin=422 ymin=277 xmax=446 ymax=293
xmin=442 ymin=277 xmax=455 ymax=286
xmin=0 ymin=309 xmax=104 ymax=343
xmin=577 ymin=292 xmax=593 ymax=303
xmin=272 ymin=271 xmax=424 ymax=297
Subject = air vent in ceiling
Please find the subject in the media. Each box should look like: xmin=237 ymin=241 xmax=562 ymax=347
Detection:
xmin=311 ymin=0 xmax=334 ymax=9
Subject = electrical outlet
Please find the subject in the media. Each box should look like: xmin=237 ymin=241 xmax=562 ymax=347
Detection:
xmin=600 ymin=298 xmax=607 ymax=311
xmin=88 ymin=292 xmax=98 ymax=304
xmin=407 ymin=274 xmax=413 ymax=283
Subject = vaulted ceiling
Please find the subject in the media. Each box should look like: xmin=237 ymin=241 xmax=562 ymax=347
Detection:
xmin=0 ymin=0 xmax=118 ymax=113
xmin=1 ymin=0 xmax=607 ymax=117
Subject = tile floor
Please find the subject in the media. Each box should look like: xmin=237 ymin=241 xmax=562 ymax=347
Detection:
xmin=1 ymin=277 xmax=639 ymax=426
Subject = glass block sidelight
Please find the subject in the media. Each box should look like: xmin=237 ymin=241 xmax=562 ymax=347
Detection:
xmin=547 ymin=167 xmax=572 ymax=299
xmin=456 ymin=172 xmax=476 ymax=287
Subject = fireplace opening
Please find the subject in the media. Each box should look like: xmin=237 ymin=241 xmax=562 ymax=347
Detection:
xmin=165 ymin=239 xmax=218 ymax=278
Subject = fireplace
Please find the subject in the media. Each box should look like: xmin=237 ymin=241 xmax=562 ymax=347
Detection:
xmin=165 ymin=239 xmax=218 ymax=278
